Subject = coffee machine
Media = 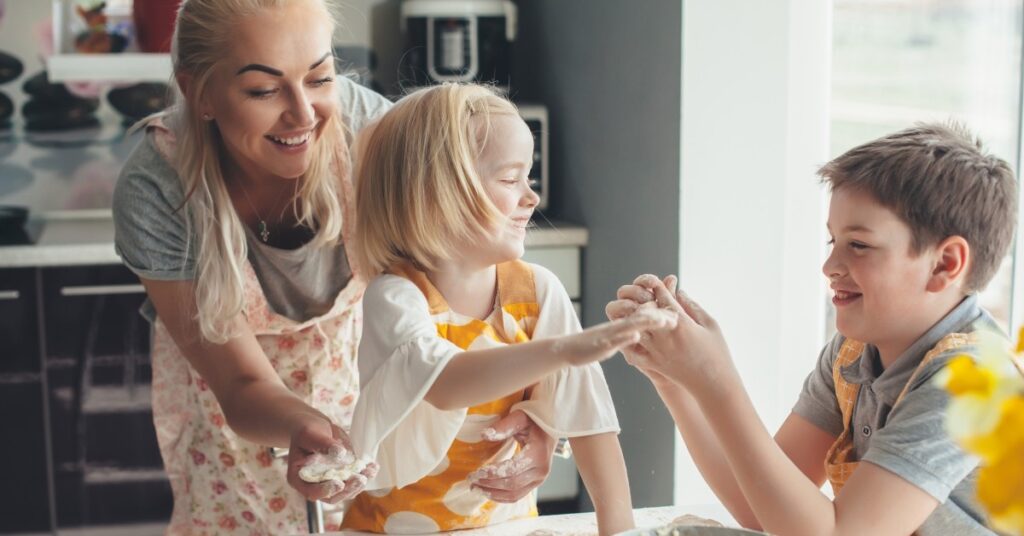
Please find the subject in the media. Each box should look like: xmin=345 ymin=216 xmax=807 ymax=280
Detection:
xmin=399 ymin=0 xmax=517 ymax=89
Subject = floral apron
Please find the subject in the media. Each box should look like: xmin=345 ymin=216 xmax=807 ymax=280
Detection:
xmin=341 ymin=260 xmax=540 ymax=533
xmin=145 ymin=120 xmax=365 ymax=535
xmin=825 ymin=333 xmax=975 ymax=495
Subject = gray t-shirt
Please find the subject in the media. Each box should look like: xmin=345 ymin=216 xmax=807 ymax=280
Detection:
xmin=793 ymin=294 xmax=999 ymax=535
xmin=113 ymin=76 xmax=392 ymax=322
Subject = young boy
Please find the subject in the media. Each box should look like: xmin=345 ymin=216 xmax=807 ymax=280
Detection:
xmin=607 ymin=122 xmax=1017 ymax=535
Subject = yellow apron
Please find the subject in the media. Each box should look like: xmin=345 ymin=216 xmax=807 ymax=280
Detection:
xmin=342 ymin=260 xmax=542 ymax=533
xmin=825 ymin=333 xmax=976 ymax=495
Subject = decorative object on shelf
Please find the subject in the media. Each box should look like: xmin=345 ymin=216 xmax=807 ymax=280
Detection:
xmin=133 ymin=0 xmax=180 ymax=53
xmin=74 ymin=1 xmax=128 ymax=54
xmin=936 ymin=329 xmax=1024 ymax=535
xmin=0 ymin=51 xmax=23 ymax=85
xmin=21 ymin=70 xmax=101 ymax=132
xmin=107 ymin=82 xmax=168 ymax=125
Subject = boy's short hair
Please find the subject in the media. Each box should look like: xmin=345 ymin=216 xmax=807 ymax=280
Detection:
xmin=819 ymin=122 xmax=1018 ymax=293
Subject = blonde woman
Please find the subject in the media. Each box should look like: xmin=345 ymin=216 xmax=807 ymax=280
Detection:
xmin=112 ymin=1 xmax=557 ymax=533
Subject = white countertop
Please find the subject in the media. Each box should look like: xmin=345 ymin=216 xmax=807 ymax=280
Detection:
xmin=0 ymin=212 xmax=588 ymax=269
xmin=313 ymin=505 xmax=743 ymax=536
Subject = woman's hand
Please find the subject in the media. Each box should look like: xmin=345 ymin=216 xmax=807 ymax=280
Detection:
xmin=286 ymin=418 xmax=378 ymax=504
xmin=468 ymin=410 xmax=556 ymax=503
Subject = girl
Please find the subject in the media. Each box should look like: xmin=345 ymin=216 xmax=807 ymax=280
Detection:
xmin=341 ymin=83 xmax=674 ymax=535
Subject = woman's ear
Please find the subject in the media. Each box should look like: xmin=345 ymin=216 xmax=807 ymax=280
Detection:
xmin=926 ymin=235 xmax=970 ymax=293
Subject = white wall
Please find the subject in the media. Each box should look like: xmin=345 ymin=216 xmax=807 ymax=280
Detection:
xmin=675 ymin=0 xmax=831 ymax=506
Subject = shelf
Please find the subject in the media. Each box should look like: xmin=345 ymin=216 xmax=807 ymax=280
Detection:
xmin=46 ymin=53 xmax=172 ymax=83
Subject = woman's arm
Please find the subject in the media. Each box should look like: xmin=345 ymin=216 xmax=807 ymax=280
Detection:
xmin=570 ymin=433 xmax=634 ymax=536
xmin=142 ymin=277 xmax=369 ymax=502
xmin=422 ymin=311 xmax=676 ymax=411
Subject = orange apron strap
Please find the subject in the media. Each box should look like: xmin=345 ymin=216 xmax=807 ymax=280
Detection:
xmin=497 ymin=260 xmax=537 ymax=307
xmin=833 ymin=339 xmax=866 ymax=428
xmin=893 ymin=332 xmax=976 ymax=407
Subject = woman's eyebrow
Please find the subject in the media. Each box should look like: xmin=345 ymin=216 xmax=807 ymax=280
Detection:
xmin=235 ymin=52 xmax=332 ymax=76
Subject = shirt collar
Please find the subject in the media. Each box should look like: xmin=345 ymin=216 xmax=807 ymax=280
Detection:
xmin=840 ymin=294 xmax=985 ymax=405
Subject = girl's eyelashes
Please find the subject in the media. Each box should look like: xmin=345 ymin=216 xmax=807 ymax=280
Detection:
xmin=309 ymin=76 xmax=334 ymax=88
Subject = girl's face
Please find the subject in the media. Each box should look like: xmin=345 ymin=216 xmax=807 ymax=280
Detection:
xmin=473 ymin=114 xmax=539 ymax=264
xmin=201 ymin=0 xmax=338 ymax=184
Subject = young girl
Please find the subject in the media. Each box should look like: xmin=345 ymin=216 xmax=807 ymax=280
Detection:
xmin=339 ymin=83 xmax=674 ymax=535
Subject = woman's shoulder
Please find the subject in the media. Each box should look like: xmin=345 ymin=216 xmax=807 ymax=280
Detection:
xmin=116 ymin=131 xmax=184 ymax=204
xmin=336 ymin=75 xmax=392 ymax=134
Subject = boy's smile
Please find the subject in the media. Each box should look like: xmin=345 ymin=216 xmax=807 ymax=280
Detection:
xmin=823 ymin=187 xmax=949 ymax=364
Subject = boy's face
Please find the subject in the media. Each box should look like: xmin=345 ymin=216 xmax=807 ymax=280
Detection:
xmin=823 ymin=187 xmax=939 ymax=351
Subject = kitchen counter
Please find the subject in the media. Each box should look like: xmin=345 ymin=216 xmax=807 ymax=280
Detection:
xmin=316 ymin=505 xmax=742 ymax=536
xmin=0 ymin=211 xmax=588 ymax=269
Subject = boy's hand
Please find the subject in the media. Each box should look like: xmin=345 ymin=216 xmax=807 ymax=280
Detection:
xmin=553 ymin=307 xmax=678 ymax=367
xmin=605 ymin=276 xmax=676 ymax=387
xmin=614 ymin=274 xmax=736 ymax=396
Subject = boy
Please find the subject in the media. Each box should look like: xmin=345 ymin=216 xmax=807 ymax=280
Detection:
xmin=608 ymin=123 xmax=1017 ymax=535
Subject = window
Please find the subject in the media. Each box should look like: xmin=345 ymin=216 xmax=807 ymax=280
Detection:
xmin=829 ymin=0 xmax=1023 ymax=335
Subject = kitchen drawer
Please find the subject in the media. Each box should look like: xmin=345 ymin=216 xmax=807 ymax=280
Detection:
xmin=522 ymin=247 xmax=581 ymax=300
xmin=0 ymin=268 xmax=41 ymax=374
xmin=41 ymin=265 xmax=148 ymax=367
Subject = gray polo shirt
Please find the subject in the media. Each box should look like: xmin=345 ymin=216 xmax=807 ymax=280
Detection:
xmin=793 ymin=294 xmax=1000 ymax=535
xmin=112 ymin=76 xmax=392 ymax=323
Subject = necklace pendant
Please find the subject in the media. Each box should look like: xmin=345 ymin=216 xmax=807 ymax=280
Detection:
xmin=258 ymin=220 xmax=270 ymax=243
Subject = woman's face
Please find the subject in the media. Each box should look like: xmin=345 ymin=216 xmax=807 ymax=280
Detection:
xmin=202 ymin=0 xmax=338 ymax=184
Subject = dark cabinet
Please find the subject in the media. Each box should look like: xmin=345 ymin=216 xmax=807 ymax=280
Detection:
xmin=0 ymin=264 xmax=171 ymax=533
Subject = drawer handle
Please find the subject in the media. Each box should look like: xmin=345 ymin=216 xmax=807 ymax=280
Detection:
xmin=0 ymin=290 xmax=19 ymax=300
xmin=60 ymin=284 xmax=146 ymax=297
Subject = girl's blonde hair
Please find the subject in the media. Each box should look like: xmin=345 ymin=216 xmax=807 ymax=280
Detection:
xmin=353 ymin=83 xmax=519 ymax=277
xmin=168 ymin=0 xmax=349 ymax=343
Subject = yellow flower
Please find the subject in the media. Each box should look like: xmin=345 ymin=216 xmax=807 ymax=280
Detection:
xmin=965 ymin=396 xmax=1024 ymax=463
xmin=942 ymin=355 xmax=998 ymax=397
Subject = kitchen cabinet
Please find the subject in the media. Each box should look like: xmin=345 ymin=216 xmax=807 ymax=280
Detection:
xmin=0 ymin=264 xmax=171 ymax=533
xmin=0 ymin=220 xmax=587 ymax=531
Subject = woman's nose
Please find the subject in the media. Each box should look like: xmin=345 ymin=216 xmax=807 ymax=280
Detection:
xmin=286 ymin=88 xmax=315 ymax=126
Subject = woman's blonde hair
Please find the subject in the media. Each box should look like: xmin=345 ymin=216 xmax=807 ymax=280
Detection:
xmin=353 ymin=83 xmax=519 ymax=277
xmin=167 ymin=0 xmax=349 ymax=343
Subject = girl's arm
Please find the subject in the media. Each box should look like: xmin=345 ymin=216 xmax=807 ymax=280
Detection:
xmin=142 ymin=278 xmax=368 ymax=502
xmin=570 ymin=433 xmax=634 ymax=536
xmin=422 ymin=311 xmax=675 ymax=411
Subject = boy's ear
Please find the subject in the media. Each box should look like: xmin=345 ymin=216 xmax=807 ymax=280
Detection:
xmin=926 ymin=235 xmax=970 ymax=293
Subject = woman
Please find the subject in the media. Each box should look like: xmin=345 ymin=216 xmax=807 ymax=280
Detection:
xmin=112 ymin=0 xmax=555 ymax=533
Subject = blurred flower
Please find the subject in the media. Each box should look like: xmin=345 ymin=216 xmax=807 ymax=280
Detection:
xmin=937 ymin=329 xmax=1024 ymax=534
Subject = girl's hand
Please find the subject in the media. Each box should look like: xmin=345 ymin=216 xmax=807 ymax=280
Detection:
xmin=630 ymin=274 xmax=736 ymax=396
xmin=286 ymin=418 xmax=378 ymax=504
xmin=468 ymin=410 xmax=556 ymax=503
xmin=553 ymin=306 xmax=678 ymax=367
xmin=606 ymin=276 xmax=677 ymax=387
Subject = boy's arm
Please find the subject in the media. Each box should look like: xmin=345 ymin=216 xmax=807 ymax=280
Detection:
xmin=569 ymin=432 xmax=634 ymax=536
xmin=636 ymin=277 xmax=940 ymax=536
xmin=651 ymin=375 xmax=835 ymax=530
